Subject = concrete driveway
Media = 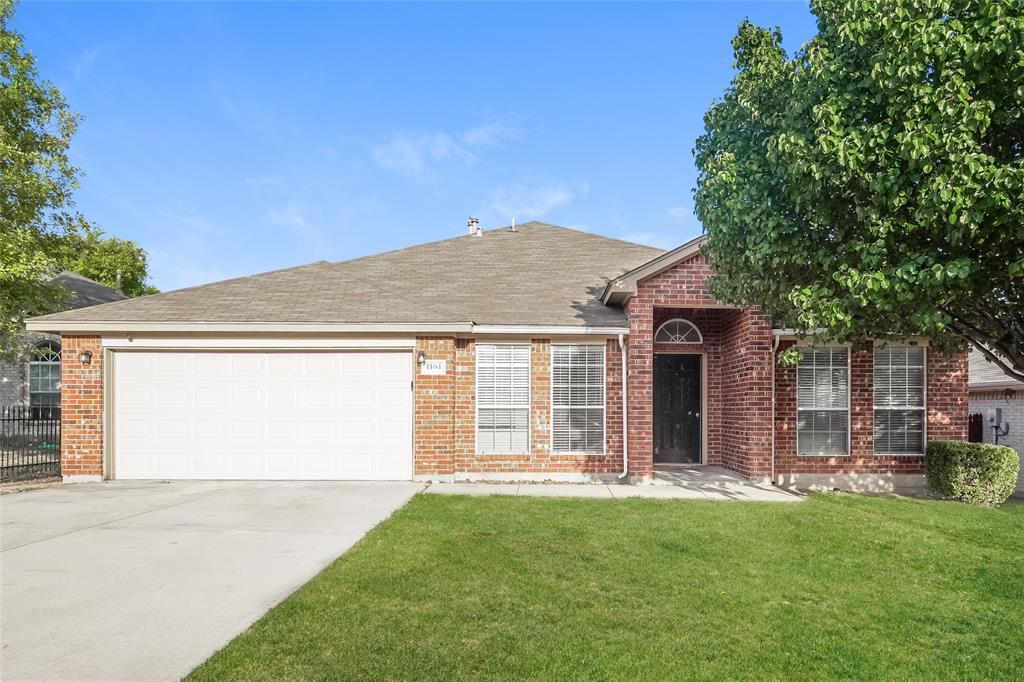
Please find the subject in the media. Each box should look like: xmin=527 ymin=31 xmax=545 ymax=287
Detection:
xmin=1 ymin=480 xmax=422 ymax=681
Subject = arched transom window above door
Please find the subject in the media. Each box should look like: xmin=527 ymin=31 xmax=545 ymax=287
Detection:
xmin=654 ymin=319 xmax=703 ymax=344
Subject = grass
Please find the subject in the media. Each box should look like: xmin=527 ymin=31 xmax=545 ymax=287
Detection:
xmin=189 ymin=493 xmax=1024 ymax=681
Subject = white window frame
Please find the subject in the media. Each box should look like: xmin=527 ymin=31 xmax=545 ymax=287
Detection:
xmin=28 ymin=341 xmax=61 ymax=413
xmin=550 ymin=342 xmax=607 ymax=456
xmin=474 ymin=343 xmax=531 ymax=455
xmin=654 ymin=318 xmax=703 ymax=344
xmin=873 ymin=344 xmax=927 ymax=456
xmin=796 ymin=345 xmax=851 ymax=457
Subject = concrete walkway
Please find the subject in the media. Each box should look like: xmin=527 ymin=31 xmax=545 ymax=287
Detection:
xmin=426 ymin=467 xmax=801 ymax=502
xmin=1 ymin=480 xmax=423 ymax=681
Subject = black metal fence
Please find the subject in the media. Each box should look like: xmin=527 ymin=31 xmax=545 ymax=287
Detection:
xmin=1 ymin=405 xmax=61 ymax=482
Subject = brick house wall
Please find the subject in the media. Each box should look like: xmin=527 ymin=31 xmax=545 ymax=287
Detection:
xmin=413 ymin=336 xmax=456 ymax=477
xmin=0 ymin=360 xmax=26 ymax=406
xmin=718 ymin=309 xmax=774 ymax=479
xmin=54 ymin=256 xmax=969 ymax=485
xmin=59 ymin=335 xmax=104 ymax=479
xmin=415 ymin=336 xmax=625 ymax=480
xmin=774 ymin=340 xmax=968 ymax=476
xmin=625 ymin=253 xmax=774 ymax=480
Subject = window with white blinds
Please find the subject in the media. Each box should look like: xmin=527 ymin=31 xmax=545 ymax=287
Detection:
xmin=796 ymin=347 xmax=849 ymax=456
xmin=551 ymin=345 xmax=605 ymax=454
xmin=476 ymin=344 xmax=531 ymax=454
xmin=874 ymin=346 xmax=925 ymax=454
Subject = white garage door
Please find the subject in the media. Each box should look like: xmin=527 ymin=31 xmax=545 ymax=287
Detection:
xmin=112 ymin=351 xmax=413 ymax=480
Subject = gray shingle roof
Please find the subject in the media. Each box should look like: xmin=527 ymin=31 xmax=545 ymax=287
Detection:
xmin=968 ymin=348 xmax=1024 ymax=389
xmin=28 ymin=223 xmax=664 ymax=329
xmin=51 ymin=271 xmax=127 ymax=309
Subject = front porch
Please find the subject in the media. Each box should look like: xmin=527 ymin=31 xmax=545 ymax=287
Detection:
xmin=625 ymin=296 xmax=775 ymax=481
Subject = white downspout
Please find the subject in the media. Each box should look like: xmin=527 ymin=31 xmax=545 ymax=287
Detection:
xmin=771 ymin=335 xmax=780 ymax=485
xmin=618 ymin=333 xmax=629 ymax=480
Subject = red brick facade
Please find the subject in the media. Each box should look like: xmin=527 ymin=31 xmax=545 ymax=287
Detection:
xmin=59 ymin=335 xmax=104 ymax=478
xmin=414 ymin=337 xmax=625 ymax=479
xmin=774 ymin=340 xmax=967 ymax=476
xmin=623 ymin=253 xmax=775 ymax=480
xmin=57 ymin=251 xmax=968 ymax=483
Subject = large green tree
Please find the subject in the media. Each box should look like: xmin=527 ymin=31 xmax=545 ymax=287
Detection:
xmin=56 ymin=224 xmax=159 ymax=297
xmin=1 ymin=0 xmax=155 ymax=360
xmin=1 ymin=0 xmax=78 ymax=359
xmin=694 ymin=0 xmax=1023 ymax=381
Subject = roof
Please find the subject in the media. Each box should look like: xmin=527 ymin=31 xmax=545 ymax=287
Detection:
xmin=968 ymin=348 xmax=1024 ymax=391
xmin=51 ymin=271 xmax=127 ymax=309
xmin=602 ymin=234 xmax=709 ymax=305
xmin=27 ymin=223 xmax=664 ymax=333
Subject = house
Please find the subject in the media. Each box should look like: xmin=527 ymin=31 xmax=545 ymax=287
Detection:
xmin=25 ymin=222 xmax=967 ymax=489
xmin=968 ymin=348 xmax=1023 ymax=491
xmin=1 ymin=272 xmax=127 ymax=414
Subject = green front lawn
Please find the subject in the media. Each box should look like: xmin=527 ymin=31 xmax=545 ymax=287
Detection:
xmin=190 ymin=493 xmax=1024 ymax=681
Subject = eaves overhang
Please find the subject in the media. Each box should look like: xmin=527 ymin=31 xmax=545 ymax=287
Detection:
xmin=24 ymin=320 xmax=633 ymax=336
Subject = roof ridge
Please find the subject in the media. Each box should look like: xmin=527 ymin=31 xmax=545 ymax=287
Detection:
xmin=331 ymin=221 xmax=664 ymax=267
xmin=513 ymin=221 xmax=667 ymax=253
xmin=54 ymin=270 xmax=114 ymax=287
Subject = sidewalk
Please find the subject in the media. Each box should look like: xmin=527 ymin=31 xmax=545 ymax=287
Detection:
xmin=424 ymin=478 xmax=801 ymax=502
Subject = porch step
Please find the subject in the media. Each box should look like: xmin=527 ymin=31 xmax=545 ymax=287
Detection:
xmin=651 ymin=466 xmax=771 ymax=490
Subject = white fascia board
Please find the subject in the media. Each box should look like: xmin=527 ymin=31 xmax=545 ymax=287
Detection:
xmin=969 ymin=380 xmax=1024 ymax=391
xmin=470 ymin=325 xmax=630 ymax=336
xmin=26 ymin=321 xmax=472 ymax=334
xmin=101 ymin=336 xmax=416 ymax=349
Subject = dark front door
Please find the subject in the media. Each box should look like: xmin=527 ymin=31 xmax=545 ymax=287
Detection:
xmin=654 ymin=354 xmax=702 ymax=464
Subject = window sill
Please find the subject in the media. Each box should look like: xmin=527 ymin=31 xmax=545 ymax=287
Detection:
xmin=552 ymin=453 xmax=607 ymax=460
xmin=474 ymin=453 xmax=531 ymax=461
xmin=796 ymin=453 xmax=850 ymax=458
xmin=873 ymin=453 xmax=924 ymax=457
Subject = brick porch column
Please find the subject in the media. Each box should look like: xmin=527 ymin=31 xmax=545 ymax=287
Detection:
xmin=625 ymin=298 xmax=654 ymax=479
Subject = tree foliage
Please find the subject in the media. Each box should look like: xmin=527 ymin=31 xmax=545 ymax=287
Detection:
xmin=56 ymin=224 xmax=159 ymax=297
xmin=0 ymin=0 xmax=156 ymax=361
xmin=694 ymin=0 xmax=1024 ymax=381
xmin=1 ymin=0 xmax=78 ymax=358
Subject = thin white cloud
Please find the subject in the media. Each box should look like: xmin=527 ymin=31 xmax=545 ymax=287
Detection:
xmin=71 ymin=45 xmax=105 ymax=80
xmin=481 ymin=180 xmax=581 ymax=223
xmin=460 ymin=122 xmax=521 ymax=146
xmin=667 ymin=206 xmax=691 ymax=223
xmin=145 ymin=209 xmax=236 ymax=291
xmin=370 ymin=131 xmax=472 ymax=181
xmin=265 ymin=203 xmax=327 ymax=246
xmin=370 ymin=122 xmax=521 ymax=181
xmin=209 ymin=77 xmax=282 ymax=143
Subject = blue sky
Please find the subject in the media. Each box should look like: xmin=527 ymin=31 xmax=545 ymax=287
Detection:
xmin=15 ymin=2 xmax=817 ymax=291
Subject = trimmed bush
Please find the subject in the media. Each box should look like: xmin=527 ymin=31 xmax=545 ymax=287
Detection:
xmin=925 ymin=441 xmax=1020 ymax=506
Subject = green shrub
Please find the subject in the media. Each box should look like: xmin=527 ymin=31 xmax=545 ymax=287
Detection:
xmin=925 ymin=441 xmax=1020 ymax=506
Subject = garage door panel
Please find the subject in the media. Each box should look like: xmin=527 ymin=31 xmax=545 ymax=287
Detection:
xmin=229 ymin=387 xmax=263 ymax=409
xmin=114 ymin=350 xmax=413 ymax=480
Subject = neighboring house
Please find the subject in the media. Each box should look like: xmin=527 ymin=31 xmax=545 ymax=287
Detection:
xmin=1 ymin=272 xmax=126 ymax=413
xmin=968 ymin=348 xmax=1024 ymax=492
xmin=26 ymin=222 xmax=967 ymax=489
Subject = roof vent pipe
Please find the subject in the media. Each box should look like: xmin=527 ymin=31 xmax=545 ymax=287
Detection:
xmin=467 ymin=217 xmax=481 ymax=236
